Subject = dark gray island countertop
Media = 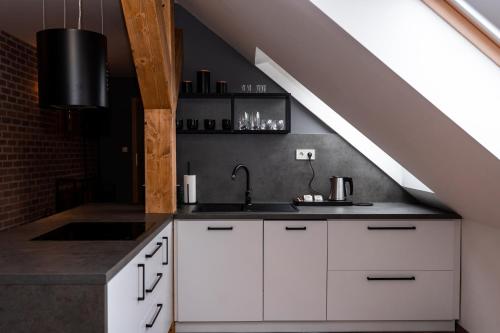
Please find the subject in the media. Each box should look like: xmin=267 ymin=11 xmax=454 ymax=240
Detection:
xmin=175 ymin=202 xmax=460 ymax=220
xmin=0 ymin=204 xmax=172 ymax=285
xmin=0 ymin=202 xmax=459 ymax=285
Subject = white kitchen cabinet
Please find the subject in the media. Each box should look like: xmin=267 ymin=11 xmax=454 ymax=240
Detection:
xmin=328 ymin=220 xmax=458 ymax=270
xmin=264 ymin=220 xmax=327 ymax=321
xmin=176 ymin=219 xmax=263 ymax=322
xmin=327 ymin=270 xmax=456 ymax=320
xmin=107 ymin=222 xmax=173 ymax=333
xmin=161 ymin=223 xmax=174 ymax=329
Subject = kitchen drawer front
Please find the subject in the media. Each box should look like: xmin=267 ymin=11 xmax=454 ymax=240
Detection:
xmin=328 ymin=220 xmax=458 ymax=270
xmin=327 ymin=271 xmax=457 ymax=320
xmin=139 ymin=287 xmax=169 ymax=333
xmin=264 ymin=220 xmax=327 ymax=321
xmin=327 ymin=271 xmax=456 ymax=321
xmin=177 ymin=219 xmax=263 ymax=322
xmin=143 ymin=235 xmax=165 ymax=292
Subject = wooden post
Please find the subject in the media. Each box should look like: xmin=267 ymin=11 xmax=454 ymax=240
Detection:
xmin=121 ymin=0 xmax=182 ymax=213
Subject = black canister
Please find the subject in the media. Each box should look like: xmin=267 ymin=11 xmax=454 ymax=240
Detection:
xmin=216 ymin=81 xmax=228 ymax=94
xmin=176 ymin=119 xmax=183 ymax=130
xmin=187 ymin=119 xmax=199 ymax=130
xmin=196 ymin=70 xmax=211 ymax=94
xmin=181 ymin=80 xmax=193 ymax=94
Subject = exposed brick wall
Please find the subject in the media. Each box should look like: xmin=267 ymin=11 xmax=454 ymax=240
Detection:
xmin=0 ymin=31 xmax=98 ymax=231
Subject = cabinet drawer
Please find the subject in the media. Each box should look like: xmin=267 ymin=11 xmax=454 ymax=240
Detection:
xmin=328 ymin=220 xmax=458 ymax=270
xmin=139 ymin=299 xmax=168 ymax=333
xmin=327 ymin=271 xmax=456 ymax=320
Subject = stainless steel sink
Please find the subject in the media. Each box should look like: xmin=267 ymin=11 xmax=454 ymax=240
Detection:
xmin=193 ymin=203 xmax=299 ymax=213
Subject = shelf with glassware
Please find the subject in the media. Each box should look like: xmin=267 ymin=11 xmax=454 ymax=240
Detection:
xmin=176 ymin=93 xmax=291 ymax=134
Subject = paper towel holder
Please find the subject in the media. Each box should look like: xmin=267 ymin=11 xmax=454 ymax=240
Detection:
xmin=183 ymin=162 xmax=197 ymax=205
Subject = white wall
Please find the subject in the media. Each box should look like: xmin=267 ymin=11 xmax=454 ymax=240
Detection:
xmin=311 ymin=0 xmax=500 ymax=159
xmin=461 ymin=221 xmax=500 ymax=332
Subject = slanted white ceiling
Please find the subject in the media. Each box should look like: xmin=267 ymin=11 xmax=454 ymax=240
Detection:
xmin=0 ymin=0 xmax=134 ymax=77
xmin=178 ymin=0 xmax=500 ymax=224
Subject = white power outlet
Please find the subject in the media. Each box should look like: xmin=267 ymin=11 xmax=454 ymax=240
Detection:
xmin=296 ymin=149 xmax=316 ymax=160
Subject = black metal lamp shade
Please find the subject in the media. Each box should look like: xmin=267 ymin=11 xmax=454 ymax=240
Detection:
xmin=37 ymin=28 xmax=108 ymax=109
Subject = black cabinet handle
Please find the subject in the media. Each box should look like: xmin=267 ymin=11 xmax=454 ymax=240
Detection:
xmin=137 ymin=264 xmax=145 ymax=301
xmin=367 ymin=276 xmax=416 ymax=281
xmin=162 ymin=236 xmax=169 ymax=265
xmin=145 ymin=242 xmax=163 ymax=258
xmin=207 ymin=226 xmax=233 ymax=231
xmin=285 ymin=226 xmax=307 ymax=231
xmin=145 ymin=304 xmax=163 ymax=328
xmin=146 ymin=273 xmax=163 ymax=293
xmin=367 ymin=226 xmax=416 ymax=230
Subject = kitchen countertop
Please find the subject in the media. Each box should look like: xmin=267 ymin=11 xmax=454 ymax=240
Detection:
xmin=0 ymin=204 xmax=172 ymax=285
xmin=175 ymin=202 xmax=461 ymax=220
xmin=0 ymin=202 xmax=459 ymax=285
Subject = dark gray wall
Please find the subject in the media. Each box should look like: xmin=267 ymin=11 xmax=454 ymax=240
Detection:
xmin=175 ymin=6 xmax=413 ymax=203
xmin=178 ymin=134 xmax=414 ymax=203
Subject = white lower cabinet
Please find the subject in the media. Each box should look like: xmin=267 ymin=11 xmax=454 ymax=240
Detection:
xmin=176 ymin=219 xmax=263 ymax=322
xmin=175 ymin=218 xmax=460 ymax=332
xmin=264 ymin=220 xmax=327 ymax=321
xmin=327 ymin=270 xmax=456 ymax=320
xmin=107 ymin=222 xmax=173 ymax=333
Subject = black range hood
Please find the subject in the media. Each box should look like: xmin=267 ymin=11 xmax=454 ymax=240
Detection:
xmin=37 ymin=28 xmax=108 ymax=109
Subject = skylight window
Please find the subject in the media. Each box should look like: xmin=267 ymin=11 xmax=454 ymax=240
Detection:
xmin=450 ymin=0 xmax=499 ymax=44
xmin=310 ymin=0 xmax=500 ymax=160
xmin=254 ymin=48 xmax=432 ymax=193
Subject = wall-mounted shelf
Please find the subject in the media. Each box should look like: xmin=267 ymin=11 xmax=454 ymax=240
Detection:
xmin=177 ymin=130 xmax=289 ymax=135
xmin=176 ymin=92 xmax=291 ymax=134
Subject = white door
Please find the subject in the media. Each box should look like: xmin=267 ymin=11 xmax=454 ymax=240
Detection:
xmin=176 ymin=219 xmax=263 ymax=322
xmin=264 ymin=220 xmax=327 ymax=321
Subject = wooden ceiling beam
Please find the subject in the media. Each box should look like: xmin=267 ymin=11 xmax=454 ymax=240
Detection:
xmin=121 ymin=0 xmax=182 ymax=213
xmin=121 ymin=0 xmax=174 ymax=109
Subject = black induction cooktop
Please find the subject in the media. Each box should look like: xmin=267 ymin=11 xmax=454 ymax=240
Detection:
xmin=31 ymin=222 xmax=146 ymax=241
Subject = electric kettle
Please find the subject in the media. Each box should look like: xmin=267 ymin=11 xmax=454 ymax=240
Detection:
xmin=328 ymin=176 xmax=353 ymax=201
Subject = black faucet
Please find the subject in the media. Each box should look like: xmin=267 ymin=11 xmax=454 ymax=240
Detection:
xmin=231 ymin=164 xmax=252 ymax=206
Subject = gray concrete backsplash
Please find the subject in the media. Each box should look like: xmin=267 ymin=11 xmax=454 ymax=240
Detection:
xmin=177 ymin=134 xmax=414 ymax=204
xmin=175 ymin=5 xmax=413 ymax=204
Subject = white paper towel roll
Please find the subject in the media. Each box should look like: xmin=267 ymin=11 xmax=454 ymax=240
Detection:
xmin=183 ymin=175 xmax=196 ymax=204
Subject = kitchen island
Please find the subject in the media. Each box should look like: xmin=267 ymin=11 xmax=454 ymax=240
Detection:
xmin=0 ymin=204 xmax=173 ymax=333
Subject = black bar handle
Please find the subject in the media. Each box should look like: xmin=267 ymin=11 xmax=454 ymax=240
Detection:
xmin=145 ymin=242 xmax=163 ymax=258
xmin=367 ymin=226 xmax=416 ymax=230
xmin=162 ymin=236 xmax=169 ymax=265
xmin=137 ymin=264 xmax=145 ymax=301
xmin=285 ymin=226 xmax=307 ymax=231
xmin=145 ymin=304 xmax=163 ymax=328
xmin=367 ymin=276 xmax=416 ymax=281
xmin=207 ymin=226 xmax=233 ymax=231
xmin=146 ymin=273 xmax=163 ymax=293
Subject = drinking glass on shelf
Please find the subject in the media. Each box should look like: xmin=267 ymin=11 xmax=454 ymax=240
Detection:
xmin=260 ymin=120 xmax=267 ymax=130
xmin=277 ymin=120 xmax=285 ymax=130
xmin=256 ymin=84 xmax=267 ymax=93
xmin=241 ymin=84 xmax=252 ymax=93
xmin=255 ymin=112 xmax=261 ymax=130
